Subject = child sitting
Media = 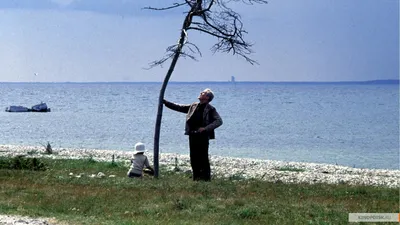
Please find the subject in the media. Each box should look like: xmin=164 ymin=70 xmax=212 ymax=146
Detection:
xmin=127 ymin=142 xmax=154 ymax=178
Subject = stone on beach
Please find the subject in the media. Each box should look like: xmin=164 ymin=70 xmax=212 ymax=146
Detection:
xmin=0 ymin=144 xmax=398 ymax=188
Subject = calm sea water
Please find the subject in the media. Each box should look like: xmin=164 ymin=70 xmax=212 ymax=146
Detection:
xmin=0 ymin=82 xmax=398 ymax=170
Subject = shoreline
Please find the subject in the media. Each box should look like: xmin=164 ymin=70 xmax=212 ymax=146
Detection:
xmin=0 ymin=144 xmax=399 ymax=188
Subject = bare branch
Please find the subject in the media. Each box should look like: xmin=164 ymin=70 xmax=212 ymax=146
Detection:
xmin=186 ymin=42 xmax=202 ymax=57
xmin=185 ymin=0 xmax=195 ymax=7
xmin=143 ymin=2 xmax=187 ymax=11
xmin=147 ymin=0 xmax=266 ymax=66
xmin=201 ymin=0 xmax=215 ymax=13
xmin=224 ymin=0 xmax=268 ymax=4
xmin=144 ymin=44 xmax=180 ymax=69
xmin=243 ymin=0 xmax=268 ymax=5
xmin=202 ymin=11 xmax=236 ymax=38
xmin=181 ymin=52 xmax=198 ymax=61
xmin=187 ymin=26 xmax=226 ymax=39
xmin=145 ymin=39 xmax=202 ymax=69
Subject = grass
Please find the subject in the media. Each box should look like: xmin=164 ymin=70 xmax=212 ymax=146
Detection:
xmin=0 ymin=156 xmax=398 ymax=225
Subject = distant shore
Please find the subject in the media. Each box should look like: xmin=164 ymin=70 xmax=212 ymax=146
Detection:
xmin=0 ymin=79 xmax=399 ymax=84
xmin=1 ymin=144 xmax=399 ymax=188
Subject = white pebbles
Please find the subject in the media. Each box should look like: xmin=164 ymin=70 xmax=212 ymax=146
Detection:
xmin=0 ymin=144 xmax=399 ymax=188
xmin=0 ymin=214 xmax=59 ymax=225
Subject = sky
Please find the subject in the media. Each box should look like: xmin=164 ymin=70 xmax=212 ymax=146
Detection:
xmin=0 ymin=0 xmax=398 ymax=82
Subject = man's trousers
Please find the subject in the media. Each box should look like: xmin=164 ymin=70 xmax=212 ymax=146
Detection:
xmin=189 ymin=133 xmax=211 ymax=181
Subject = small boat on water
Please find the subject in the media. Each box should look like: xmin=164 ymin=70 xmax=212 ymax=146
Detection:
xmin=5 ymin=102 xmax=51 ymax=112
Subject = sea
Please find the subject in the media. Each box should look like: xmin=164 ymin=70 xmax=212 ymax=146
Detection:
xmin=0 ymin=82 xmax=398 ymax=170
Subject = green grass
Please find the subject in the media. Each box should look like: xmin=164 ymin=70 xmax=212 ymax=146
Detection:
xmin=0 ymin=156 xmax=398 ymax=224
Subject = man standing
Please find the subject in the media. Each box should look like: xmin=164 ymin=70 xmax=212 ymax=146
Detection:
xmin=163 ymin=88 xmax=223 ymax=181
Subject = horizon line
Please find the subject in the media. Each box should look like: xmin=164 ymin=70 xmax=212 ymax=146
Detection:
xmin=0 ymin=79 xmax=398 ymax=84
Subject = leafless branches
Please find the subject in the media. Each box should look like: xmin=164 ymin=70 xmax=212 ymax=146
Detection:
xmin=143 ymin=2 xmax=187 ymax=11
xmin=147 ymin=42 xmax=202 ymax=68
xmin=144 ymin=0 xmax=267 ymax=68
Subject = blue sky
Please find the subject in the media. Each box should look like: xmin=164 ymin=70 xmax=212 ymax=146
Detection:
xmin=0 ymin=0 xmax=398 ymax=82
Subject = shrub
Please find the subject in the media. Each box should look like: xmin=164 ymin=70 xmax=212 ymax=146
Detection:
xmin=0 ymin=156 xmax=47 ymax=171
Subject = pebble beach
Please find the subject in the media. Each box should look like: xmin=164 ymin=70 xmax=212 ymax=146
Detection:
xmin=1 ymin=144 xmax=399 ymax=188
xmin=1 ymin=144 xmax=399 ymax=224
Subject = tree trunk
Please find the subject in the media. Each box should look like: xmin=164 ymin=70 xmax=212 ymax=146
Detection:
xmin=153 ymin=13 xmax=192 ymax=178
xmin=153 ymin=53 xmax=180 ymax=178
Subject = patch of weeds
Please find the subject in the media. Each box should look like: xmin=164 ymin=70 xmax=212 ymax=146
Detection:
xmin=85 ymin=155 xmax=96 ymax=164
xmin=108 ymin=154 xmax=119 ymax=168
xmin=45 ymin=142 xmax=53 ymax=154
xmin=0 ymin=156 xmax=47 ymax=171
xmin=236 ymin=207 xmax=260 ymax=219
xmin=346 ymin=187 xmax=369 ymax=196
xmin=27 ymin=150 xmax=38 ymax=155
xmin=198 ymin=185 xmax=212 ymax=198
xmin=39 ymin=142 xmax=53 ymax=154
xmin=276 ymin=167 xmax=305 ymax=172
xmin=229 ymin=172 xmax=246 ymax=181
xmin=173 ymin=157 xmax=181 ymax=172
xmin=174 ymin=198 xmax=191 ymax=210
xmin=233 ymin=199 xmax=246 ymax=207
xmin=107 ymin=161 xmax=124 ymax=168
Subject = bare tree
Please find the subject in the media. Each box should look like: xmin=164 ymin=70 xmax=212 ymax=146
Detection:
xmin=145 ymin=0 xmax=267 ymax=178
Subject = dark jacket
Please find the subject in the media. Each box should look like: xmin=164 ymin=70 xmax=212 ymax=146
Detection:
xmin=164 ymin=100 xmax=223 ymax=139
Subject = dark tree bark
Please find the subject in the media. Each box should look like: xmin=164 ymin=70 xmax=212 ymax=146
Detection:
xmin=146 ymin=0 xmax=267 ymax=178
